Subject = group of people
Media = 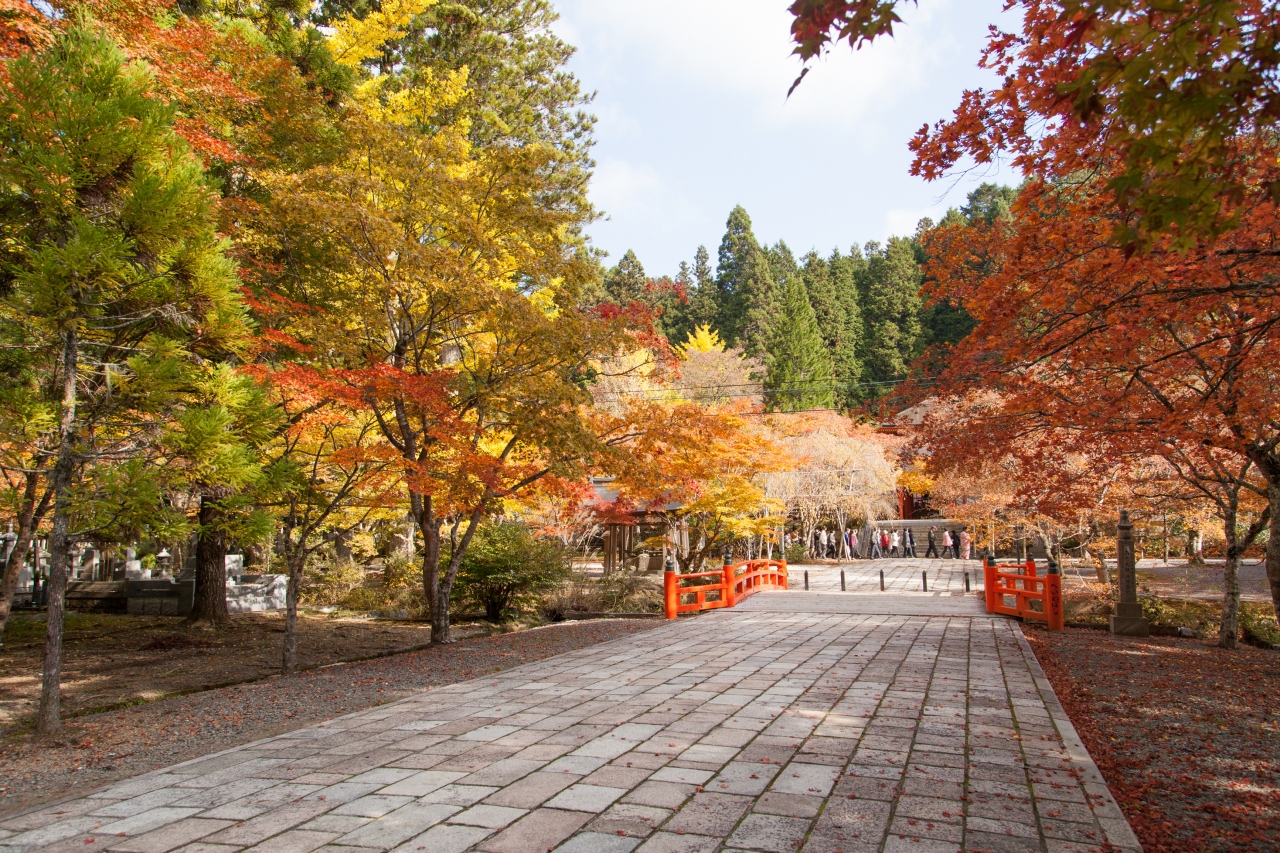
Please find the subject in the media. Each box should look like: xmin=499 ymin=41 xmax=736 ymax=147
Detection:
xmin=867 ymin=526 xmax=971 ymax=560
xmin=789 ymin=525 xmax=973 ymax=560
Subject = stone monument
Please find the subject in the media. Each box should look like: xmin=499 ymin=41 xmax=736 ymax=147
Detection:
xmin=1109 ymin=509 xmax=1150 ymax=637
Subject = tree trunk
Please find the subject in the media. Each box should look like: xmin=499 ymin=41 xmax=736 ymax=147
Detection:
xmin=1266 ymin=480 xmax=1280 ymax=622
xmin=0 ymin=473 xmax=50 ymax=648
xmin=282 ymin=550 xmax=304 ymax=675
xmin=188 ymin=491 xmax=230 ymax=625
xmin=1220 ymin=519 xmax=1241 ymax=650
xmin=422 ymin=507 xmax=484 ymax=646
xmin=38 ymin=328 xmax=78 ymax=736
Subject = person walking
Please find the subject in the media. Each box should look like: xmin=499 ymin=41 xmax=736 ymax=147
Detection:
xmin=849 ymin=529 xmax=858 ymax=558
xmin=959 ymin=528 xmax=972 ymax=561
xmin=870 ymin=528 xmax=884 ymax=559
xmin=889 ymin=529 xmax=900 ymax=557
xmin=925 ymin=526 xmax=939 ymax=558
xmin=905 ymin=527 xmax=916 ymax=558
xmin=941 ymin=529 xmax=955 ymax=559
xmin=880 ymin=528 xmax=891 ymax=558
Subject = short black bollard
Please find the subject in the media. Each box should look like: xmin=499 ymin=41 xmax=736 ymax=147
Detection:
xmin=964 ymin=572 xmax=971 ymax=592
xmin=804 ymin=570 xmax=809 ymax=590
xmin=922 ymin=570 xmax=928 ymax=592
xmin=840 ymin=569 xmax=846 ymax=591
xmin=879 ymin=569 xmax=885 ymax=591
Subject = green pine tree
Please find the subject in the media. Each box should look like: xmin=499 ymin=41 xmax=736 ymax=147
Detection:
xmin=765 ymin=240 xmax=800 ymax=288
xmin=687 ymin=245 xmax=719 ymax=333
xmin=0 ymin=23 xmax=249 ymax=732
xmin=861 ymin=237 xmax=923 ymax=387
xmin=604 ymin=249 xmax=647 ymax=304
xmin=961 ymin=182 xmax=1019 ymax=224
xmin=828 ymin=248 xmax=867 ymax=406
xmin=764 ymin=274 xmax=835 ymax=412
xmin=715 ymin=206 xmax=776 ymax=356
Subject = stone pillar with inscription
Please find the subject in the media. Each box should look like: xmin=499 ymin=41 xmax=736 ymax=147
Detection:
xmin=1109 ymin=510 xmax=1150 ymax=637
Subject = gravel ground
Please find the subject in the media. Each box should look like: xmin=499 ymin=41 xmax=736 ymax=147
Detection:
xmin=1060 ymin=558 xmax=1272 ymax=601
xmin=1025 ymin=625 xmax=1280 ymax=853
xmin=0 ymin=618 xmax=657 ymax=818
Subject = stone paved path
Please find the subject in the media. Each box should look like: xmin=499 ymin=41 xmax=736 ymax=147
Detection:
xmin=785 ymin=561 xmax=984 ymax=595
xmin=0 ymin=565 xmax=1141 ymax=853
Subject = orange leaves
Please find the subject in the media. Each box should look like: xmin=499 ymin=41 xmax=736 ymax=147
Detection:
xmin=0 ymin=1 xmax=52 ymax=61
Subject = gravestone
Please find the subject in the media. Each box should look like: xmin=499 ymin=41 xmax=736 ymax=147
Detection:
xmin=1109 ymin=509 xmax=1150 ymax=637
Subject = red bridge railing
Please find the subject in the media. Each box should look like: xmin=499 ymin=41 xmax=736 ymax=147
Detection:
xmin=664 ymin=555 xmax=788 ymax=618
xmin=983 ymin=557 xmax=1064 ymax=630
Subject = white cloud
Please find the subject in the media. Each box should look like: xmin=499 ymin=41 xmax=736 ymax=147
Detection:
xmin=551 ymin=0 xmax=1019 ymax=272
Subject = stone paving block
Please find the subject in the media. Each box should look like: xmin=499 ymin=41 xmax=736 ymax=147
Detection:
xmin=961 ymin=831 xmax=1042 ymax=853
xmin=332 ymin=802 xmax=457 ymax=848
xmin=708 ymin=761 xmax=778 ymax=796
xmin=474 ymin=808 xmax=590 ymax=853
xmin=584 ymin=803 xmax=670 ymax=838
xmin=98 ymin=808 xmax=205 ymax=838
xmin=545 ymin=784 xmax=627 ymax=813
xmin=754 ymin=792 xmax=821 ymax=819
xmin=106 ymin=818 xmax=232 ymax=853
xmin=482 ymin=772 xmax=578 ymax=809
xmin=726 ymin=813 xmax=810 ymax=853
xmin=882 ymin=836 xmax=960 ymax=853
xmin=297 ymin=815 xmax=371 ymax=835
xmin=662 ymin=793 xmax=750 ymax=837
xmin=768 ymin=762 xmax=840 ymax=797
xmin=633 ymin=832 xmax=719 ymax=852
xmin=331 ymin=795 xmax=414 ymax=818
xmin=240 ymin=829 xmax=337 ymax=853
xmin=90 ymin=789 xmax=194 ymax=818
xmin=889 ymin=815 xmax=961 ymax=843
xmin=376 ymin=769 xmax=466 ymax=797
xmin=444 ymin=805 xmax=526 ymax=829
xmin=389 ymin=823 xmax=491 ymax=853
xmin=203 ymin=799 xmax=336 ymax=845
xmin=620 ymin=781 xmax=696 ymax=810
xmin=647 ymin=767 xmax=713 ymax=786
xmin=418 ymin=785 xmax=498 ymax=807
xmin=553 ymin=831 xmax=641 ymax=852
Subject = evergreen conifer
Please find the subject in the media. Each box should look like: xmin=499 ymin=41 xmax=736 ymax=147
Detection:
xmin=764 ymin=273 xmax=835 ymax=412
xmin=715 ymin=206 xmax=776 ymax=356
xmin=0 ymin=23 xmax=248 ymax=731
xmin=861 ymin=237 xmax=923 ymax=386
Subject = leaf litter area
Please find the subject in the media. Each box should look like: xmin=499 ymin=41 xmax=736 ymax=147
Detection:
xmin=1025 ymin=626 xmax=1279 ymax=853
xmin=0 ymin=611 xmax=458 ymax=728
xmin=0 ymin=616 xmax=656 ymax=818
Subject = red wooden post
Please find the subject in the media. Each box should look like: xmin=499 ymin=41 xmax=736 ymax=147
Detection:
xmin=664 ymin=557 xmax=679 ymax=619
xmin=1045 ymin=560 xmax=1064 ymax=630
xmin=723 ymin=550 xmax=736 ymax=608
xmin=780 ymin=560 xmax=789 ymax=590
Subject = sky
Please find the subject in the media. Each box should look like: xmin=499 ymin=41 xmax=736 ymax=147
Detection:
xmin=552 ymin=0 xmax=1019 ymax=276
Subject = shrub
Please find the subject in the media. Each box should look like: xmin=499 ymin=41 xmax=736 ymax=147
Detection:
xmin=453 ymin=523 xmax=573 ymax=622
xmin=539 ymin=571 xmax=663 ymax=621
xmin=300 ymin=556 xmax=426 ymax=617
xmin=784 ymin=542 xmax=807 ymax=564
